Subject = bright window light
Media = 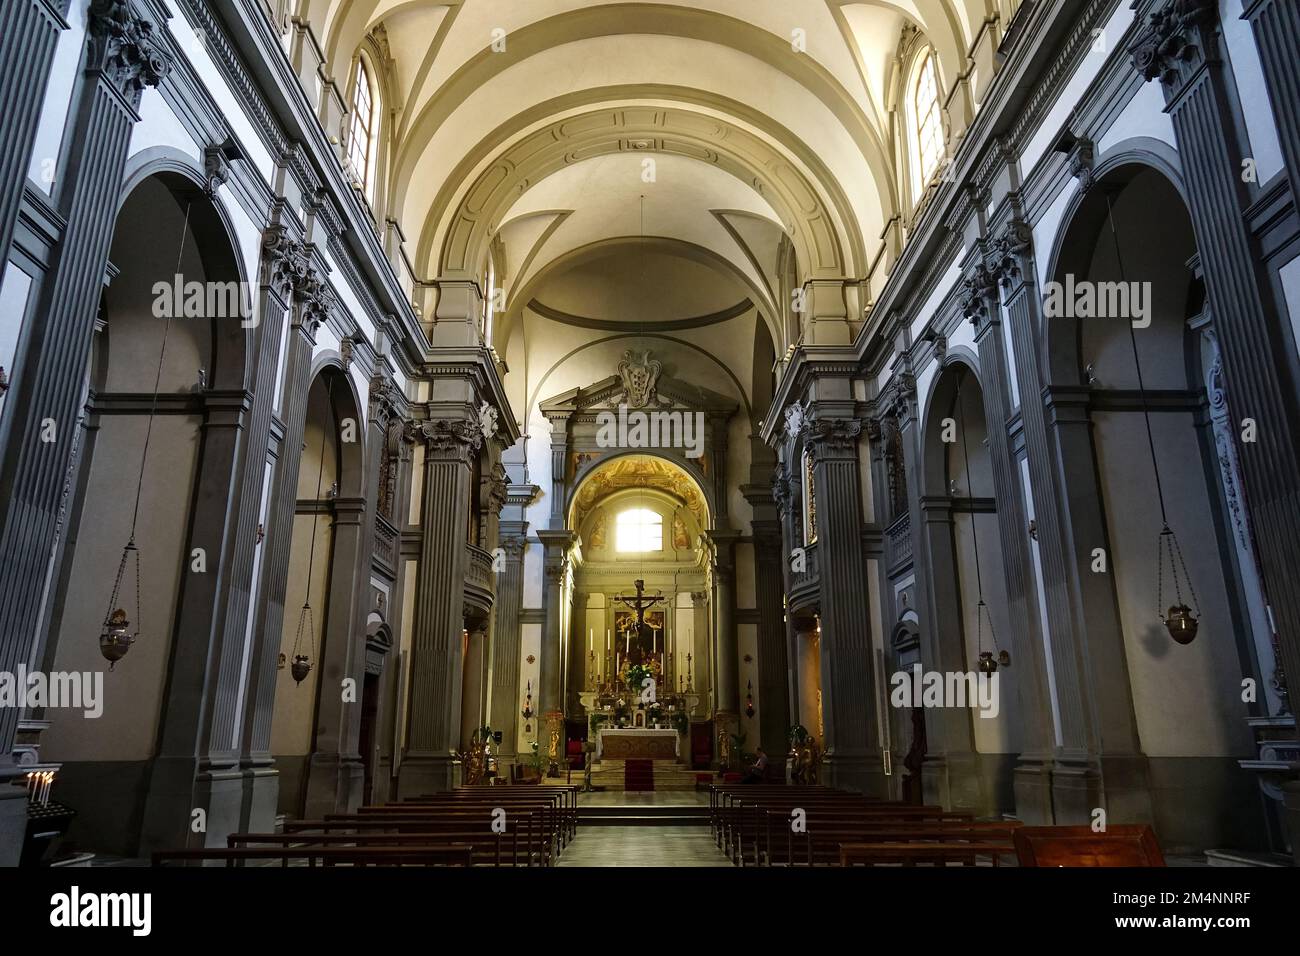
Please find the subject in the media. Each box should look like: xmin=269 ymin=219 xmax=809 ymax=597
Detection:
xmin=616 ymin=508 xmax=662 ymax=552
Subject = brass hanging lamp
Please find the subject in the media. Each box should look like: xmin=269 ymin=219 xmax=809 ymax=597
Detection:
xmin=291 ymin=372 xmax=336 ymax=683
xmin=1103 ymin=191 xmax=1201 ymax=644
xmin=956 ymin=369 xmax=1010 ymax=674
xmin=100 ymin=200 xmax=193 ymax=666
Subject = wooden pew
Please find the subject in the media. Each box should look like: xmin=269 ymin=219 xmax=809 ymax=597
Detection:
xmin=1013 ymin=825 xmax=1165 ymax=866
xmin=152 ymin=844 xmax=474 ymax=867
xmin=838 ymin=842 xmax=1014 ymax=867
xmin=775 ymin=820 xmax=1022 ymax=867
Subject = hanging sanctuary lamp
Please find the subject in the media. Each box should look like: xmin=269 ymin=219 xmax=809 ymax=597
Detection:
xmin=956 ymin=369 xmax=1011 ymax=675
xmin=291 ymin=372 xmax=337 ymax=683
xmin=1103 ymin=191 xmax=1201 ymax=644
xmin=100 ymin=200 xmax=194 ymax=666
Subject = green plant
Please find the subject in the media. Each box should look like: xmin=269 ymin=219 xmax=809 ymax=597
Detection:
xmin=671 ymin=710 xmax=689 ymax=734
xmin=788 ymin=724 xmax=809 ymax=747
xmin=589 ymin=713 xmax=608 ymax=737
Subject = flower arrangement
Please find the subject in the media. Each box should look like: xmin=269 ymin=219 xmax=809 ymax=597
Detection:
xmin=620 ymin=657 xmax=661 ymax=693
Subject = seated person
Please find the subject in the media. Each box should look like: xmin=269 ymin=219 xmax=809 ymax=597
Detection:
xmin=741 ymin=747 xmax=768 ymax=784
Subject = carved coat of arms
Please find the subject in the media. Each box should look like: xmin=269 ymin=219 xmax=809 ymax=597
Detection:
xmin=617 ymin=349 xmax=661 ymax=408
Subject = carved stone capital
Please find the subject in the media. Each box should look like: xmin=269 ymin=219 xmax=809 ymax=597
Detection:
xmin=89 ymin=0 xmax=172 ymax=108
xmin=262 ymin=227 xmax=309 ymax=300
xmin=368 ymin=372 xmax=398 ymax=428
xmin=803 ymin=418 xmax=864 ymax=459
xmin=409 ymin=418 xmax=484 ymax=463
xmin=961 ymin=262 xmax=1000 ymax=326
xmin=1129 ymin=0 xmax=1216 ymax=86
xmin=987 ymin=220 xmax=1034 ymax=290
xmin=499 ymin=535 xmax=528 ymax=558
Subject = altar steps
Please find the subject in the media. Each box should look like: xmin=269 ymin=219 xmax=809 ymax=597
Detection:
xmin=577 ymin=806 xmax=710 ymax=827
xmin=586 ymin=759 xmax=704 ymax=791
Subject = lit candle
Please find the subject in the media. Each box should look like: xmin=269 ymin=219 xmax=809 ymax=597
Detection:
xmin=625 ymin=631 xmax=630 ymax=655
xmin=606 ymin=629 xmax=610 ymax=651
xmin=588 ymin=629 xmax=593 ymax=652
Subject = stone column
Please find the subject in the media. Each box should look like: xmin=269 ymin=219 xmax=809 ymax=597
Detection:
xmin=1133 ymin=0 xmax=1300 ymax=734
xmin=916 ymin=494 xmax=981 ymax=810
xmin=398 ymin=418 xmax=481 ymax=795
xmin=0 ymin=0 xmax=169 ymax=865
xmin=459 ymin=620 xmax=489 ymax=754
xmin=488 ymin=528 xmax=529 ymax=757
xmin=301 ymin=496 xmax=366 ymax=818
xmin=239 ymin=241 xmax=332 ymax=831
xmin=964 ymin=238 xmax=1056 ymax=821
xmin=536 ymin=529 xmax=575 ymax=773
xmin=803 ymin=415 xmax=884 ymax=795
xmin=0 ymin=0 xmax=68 ymax=267
xmin=689 ymin=590 xmax=710 ymax=717
xmin=748 ymin=511 xmax=790 ymax=755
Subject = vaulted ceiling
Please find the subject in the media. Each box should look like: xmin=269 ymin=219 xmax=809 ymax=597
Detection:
xmin=291 ymin=1 xmax=1002 ymax=357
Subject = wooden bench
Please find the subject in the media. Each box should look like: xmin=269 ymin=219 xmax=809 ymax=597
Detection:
xmin=152 ymin=844 xmax=473 ymax=867
xmin=1013 ymin=825 xmax=1165 ymax=866
xmin=838 ymin=842 xmax=1014 ymax=867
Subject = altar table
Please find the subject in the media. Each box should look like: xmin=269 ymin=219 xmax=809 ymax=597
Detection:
xmin=596 ymin=728 xmax=679 ymax=760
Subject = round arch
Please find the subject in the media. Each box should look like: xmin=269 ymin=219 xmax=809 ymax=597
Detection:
xmin=566 ymin=451 xmax=714 ymax=534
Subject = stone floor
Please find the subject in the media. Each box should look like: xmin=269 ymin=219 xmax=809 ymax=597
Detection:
xmin=576 ymin=791 xmax=708 ymax=807
xmin=556 ymin=825 xmax=730 ymax=867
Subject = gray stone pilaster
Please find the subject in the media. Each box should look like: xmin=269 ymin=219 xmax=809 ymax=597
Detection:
xmin=804 ymin=415 xmax=884 ymax=795
xmin=966 ymin=233 xmax=1057 ymax=820
xmin=707 ymin=530 xmax=740 ymax=719
xmin=536 ymin=530 xmax=575 ymax=717
xmin=302 ymin=496 xmax=366 ymax=818
xmin=488 ymin=525 xmax=529 ymax=757
xmin=1132 ymin=0 xmax=1300 ymax=730
xmin=0 ymin=1 xmax=171 ymax=860
xmin=1244 ymin=0 xmax=1300 ymax=200
xmin=398 ymin=418 xmax=480 ymax=795
xmin=238 ymin=236 xmax=331 ymax=829
xmin=0 ymin=0 xmax=68 ymax=268
xmin=749 ymin=512 xmax=790 ymax=755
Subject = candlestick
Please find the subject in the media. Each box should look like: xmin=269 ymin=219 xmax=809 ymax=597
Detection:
xmin=588 ymin=628 xmax=593 ymax=652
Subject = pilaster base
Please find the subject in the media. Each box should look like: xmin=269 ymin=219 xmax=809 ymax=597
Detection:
xmin=1051 ymin=754 xmax=1153 ymax=829
xmin=921 ymin=752 xmax=984 ymax=811
xmin=303 ymin=752 xmax=365 ymax=817
xmin=140 ymin=758 xmax=244 ymax=853
xmin=825 ymin=751 xmax=888 ymax=797
xmin=1283 ymin=780 xmax=1300 ymax=866
xmin=397 ymin=752 xmax=457 ymax=797
xmin=0 ymin=786 xmax=27 ymax=866
xmin=240 ymin=764 xmax=279 ymax=835
xmin=1012 ymin=757 xmax=1055 ymax=824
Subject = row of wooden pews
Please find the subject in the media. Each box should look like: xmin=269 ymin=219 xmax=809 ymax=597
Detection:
xmin=708 ymin=784 xmax=1165 ymax=867
xmin=152 ymin=786 xmax=579 ymax=867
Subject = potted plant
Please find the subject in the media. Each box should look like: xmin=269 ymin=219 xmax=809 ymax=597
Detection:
xmin=671 ymin=710 xmax=689 ymax=735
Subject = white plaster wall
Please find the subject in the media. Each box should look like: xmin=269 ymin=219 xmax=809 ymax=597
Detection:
xmin=27 ymin=0 xmax=86 ymax=194
xmin=1219 ymin=0 xmax=1284 ymax=184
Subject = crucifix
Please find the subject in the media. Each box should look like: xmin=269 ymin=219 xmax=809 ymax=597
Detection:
xmin=614 ymin=578 xmax=666 ymax=663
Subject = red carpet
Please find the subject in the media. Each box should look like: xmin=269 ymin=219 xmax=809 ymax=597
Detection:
xmin=624 ymin=758 xmax=655 ymax=791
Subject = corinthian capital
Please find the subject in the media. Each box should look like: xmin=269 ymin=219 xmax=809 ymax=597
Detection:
xmin=803 ymin=418 xmax=863 ymax=457
xmin=1129 ymin=0 xmax=1216 ymax=86
xmin=961 ymin=262 xmax=999 ymax=326
xmin=987 ymin=220 xmax=1033 ymax=289
xmin=262 ymin=227 xmax=309 ymax=299
xmin=409 ymin=418 xmax=484 ymax=463
xmin=89 ymin=0 xmax=172 ymax=108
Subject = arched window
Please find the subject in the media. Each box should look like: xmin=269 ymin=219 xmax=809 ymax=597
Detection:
xmin=482 ymin=255 xmax=496 ymax=344
xmin=913 ymin=52 xmax=944 ymax=188
xmin=348 ymin=58 xmax=378 ymax=201
xmin=616 ymin=508 xmax=663 ymax=552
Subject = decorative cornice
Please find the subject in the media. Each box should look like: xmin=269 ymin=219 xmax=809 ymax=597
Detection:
xmin=88 ymin=0 xmax=172 ymax=109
